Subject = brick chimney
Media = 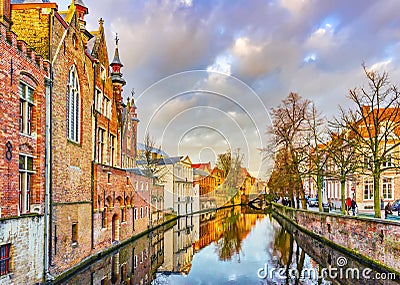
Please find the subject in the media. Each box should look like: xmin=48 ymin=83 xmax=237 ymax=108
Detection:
xmin=0 ymin=0 xmax=11 ymax=29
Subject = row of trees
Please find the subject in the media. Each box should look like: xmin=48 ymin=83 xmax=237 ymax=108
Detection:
xmin=267 ymin=65 xmax=400 ymax=218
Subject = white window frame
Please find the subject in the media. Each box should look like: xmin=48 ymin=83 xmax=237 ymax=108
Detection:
xmin=97 ymin=128 xmax=105 ymax=163
xmin=19 ymin=154 xmax=34 ymax=214
xmin=382 ymin=177 xmax=393 ymax=200
xmin=103 ymin=95 xmax=111 ymax=118
xmin=67 ymin=65 xmax=81 ymax=143
xmin=363 ymin=178 xmax=374 ymax=201
xmin=95 ymin=88 xmax=103 ymax=113
xmin=19 ymin=82 xmax=34 ymax=135
xmin=109 ymin=134 xmax=116 ymax=166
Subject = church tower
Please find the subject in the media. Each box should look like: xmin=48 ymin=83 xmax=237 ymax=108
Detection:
xmin=110 ymin=34 xmax=126 ymax=126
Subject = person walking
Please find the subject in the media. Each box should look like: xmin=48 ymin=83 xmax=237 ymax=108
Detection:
xmin=346 ymin=197 xmax=352 ymax=215
xmin=351 ymin=198 xmax=358 ymax=216
xmin=385 ymin=202 xmax=393 ymax=219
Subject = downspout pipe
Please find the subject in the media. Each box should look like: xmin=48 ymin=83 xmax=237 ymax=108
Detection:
xmin=44 ymin=64 xmax=54 ymax=283
xmin=44 ymin=7 xmax=54 ymax=283
xmin=91 ymin=61 xmax=98 ymax=250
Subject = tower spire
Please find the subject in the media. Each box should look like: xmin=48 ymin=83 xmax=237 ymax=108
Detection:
xmin=110 ymin=33 xmax=125 ymax=85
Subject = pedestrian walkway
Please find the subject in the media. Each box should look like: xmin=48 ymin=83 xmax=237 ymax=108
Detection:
xmin=325 ymin=207 xmax=400 ymax=221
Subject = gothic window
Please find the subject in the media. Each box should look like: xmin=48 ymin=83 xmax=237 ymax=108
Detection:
xmin=19 ymin=154 xmax=34 ymax=214
xmin=109 ymin=134 xmax=116 ymax=166
xmin=19 ymin=82 xmax=34 ymax=135
xmin=67 ymin=65 xmax=80 ymax=143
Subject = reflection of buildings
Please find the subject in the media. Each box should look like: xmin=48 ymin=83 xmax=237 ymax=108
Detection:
xmin=194 ymin=206 xmax=263 ymax=261
xmin=66 ymin=225 xmax=165 ymax=285
xmin=160 ymin=215 xmax=200 ymax=275
xmin=239 ymin=168 xmax=257 ymax=203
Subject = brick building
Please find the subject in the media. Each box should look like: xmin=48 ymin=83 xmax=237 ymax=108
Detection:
xmin=0 ymin=4 xmax=49 ymax=283
xmin=10 ymin=0 xmax=97 ymax=275
xmin=192 ymin=162 xmax=216 ymax=210
xmin=6 ymin=0 xmax=157 ymax=280
xmin=0 ymin=0 xmax=166 ymax=281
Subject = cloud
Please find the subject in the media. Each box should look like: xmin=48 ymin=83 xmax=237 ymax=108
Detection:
xmin=54 ymin=0 xmax=400 ymax=178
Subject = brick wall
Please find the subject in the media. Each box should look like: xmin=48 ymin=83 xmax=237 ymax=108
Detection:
xmin=273 ymin=204 xmax=400 ymax=272
xmin=0 ymin=22 xmax=48 ymax=218
xmin=93 ymin=163 xmax=135 ymax=249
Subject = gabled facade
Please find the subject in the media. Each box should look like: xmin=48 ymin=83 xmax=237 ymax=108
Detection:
xmin=156 ymin=155 xmax=199 ymax=215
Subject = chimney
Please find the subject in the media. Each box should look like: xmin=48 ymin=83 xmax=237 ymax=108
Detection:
xmin=0 ymin=0 xmax=11 ymax=29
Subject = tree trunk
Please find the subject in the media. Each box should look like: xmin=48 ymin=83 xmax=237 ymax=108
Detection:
xmin=373 ymin=171 xmax=381 ymax=218
xmin=340 ymin=178 xmax=346 ymax=215
xmin=317 ymin=173 xmax=323 ymax=212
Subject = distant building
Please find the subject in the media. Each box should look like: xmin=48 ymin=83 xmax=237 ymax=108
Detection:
xmin=192 ymin=162 xmax=216 ymax=210
xmin=151 ymin=156 xmax=199 ymax=215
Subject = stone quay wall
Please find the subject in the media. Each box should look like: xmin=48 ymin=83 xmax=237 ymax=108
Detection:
xmin=273 ymin=203 xmax=400 ymax=274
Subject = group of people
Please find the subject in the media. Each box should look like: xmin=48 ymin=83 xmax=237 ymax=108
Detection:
xmin=280 ymin=195 xmax=398 ymax=219
xmin=345 ymin=197 xmax=358 ymax=215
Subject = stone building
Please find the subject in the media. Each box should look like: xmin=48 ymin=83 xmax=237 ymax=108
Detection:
xmin=0 ymin=3 xmax=49 ymax=282
xmin=157 ymin=155 xmax=200 ymax=215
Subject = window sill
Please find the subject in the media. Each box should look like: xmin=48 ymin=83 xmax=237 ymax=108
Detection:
xmin=67 ymin=139 xmax=81 ymax=147
xmin=19 ymin=132 xmax=35 ymax=138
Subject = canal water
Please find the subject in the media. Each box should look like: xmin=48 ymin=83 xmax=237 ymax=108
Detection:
xmin=59 ymin=206 xmax=399 ymax=285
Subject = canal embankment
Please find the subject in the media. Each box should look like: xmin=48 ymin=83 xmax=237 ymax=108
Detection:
xmin=272 ymin=203 xmax=400 ymax=276
xmin=52 ymin=214 xmax=177 ymax=285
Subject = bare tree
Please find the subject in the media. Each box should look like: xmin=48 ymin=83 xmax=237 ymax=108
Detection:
xmin=305 ymin=104 xmax=329 ymax=212
xmin=269 ymin=93 xmax=312 ymax=208
xmin=140 ymin=132 xmax=167 ymax=182
xmin=267 ymin=148 xmax=298 ymax=200
xmin=336 ymin=64 xmax=400 ymax=218
xmin=324 ymin=126 xmax=359 ymax=214
xmin=216 ymin=148 xmax=244 ymax=199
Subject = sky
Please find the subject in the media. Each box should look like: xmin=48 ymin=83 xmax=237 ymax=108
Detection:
xmin=57 ymin=0 xmax=400 ymax=179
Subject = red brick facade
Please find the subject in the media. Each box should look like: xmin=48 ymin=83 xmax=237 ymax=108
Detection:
xmin=0 ymin=12 xmax=49 ymax=284
xmin=0 ymin=23 xmax=48 ymax=217
xmin=0 ymin=0 xmax=165 ymax=281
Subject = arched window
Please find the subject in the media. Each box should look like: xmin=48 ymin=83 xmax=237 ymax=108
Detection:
xmin=67 ymin=65 xmax=80 ymax=142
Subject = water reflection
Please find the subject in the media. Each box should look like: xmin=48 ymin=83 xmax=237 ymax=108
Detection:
xmin=60 ymin=206 xmax=399 ymax=285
